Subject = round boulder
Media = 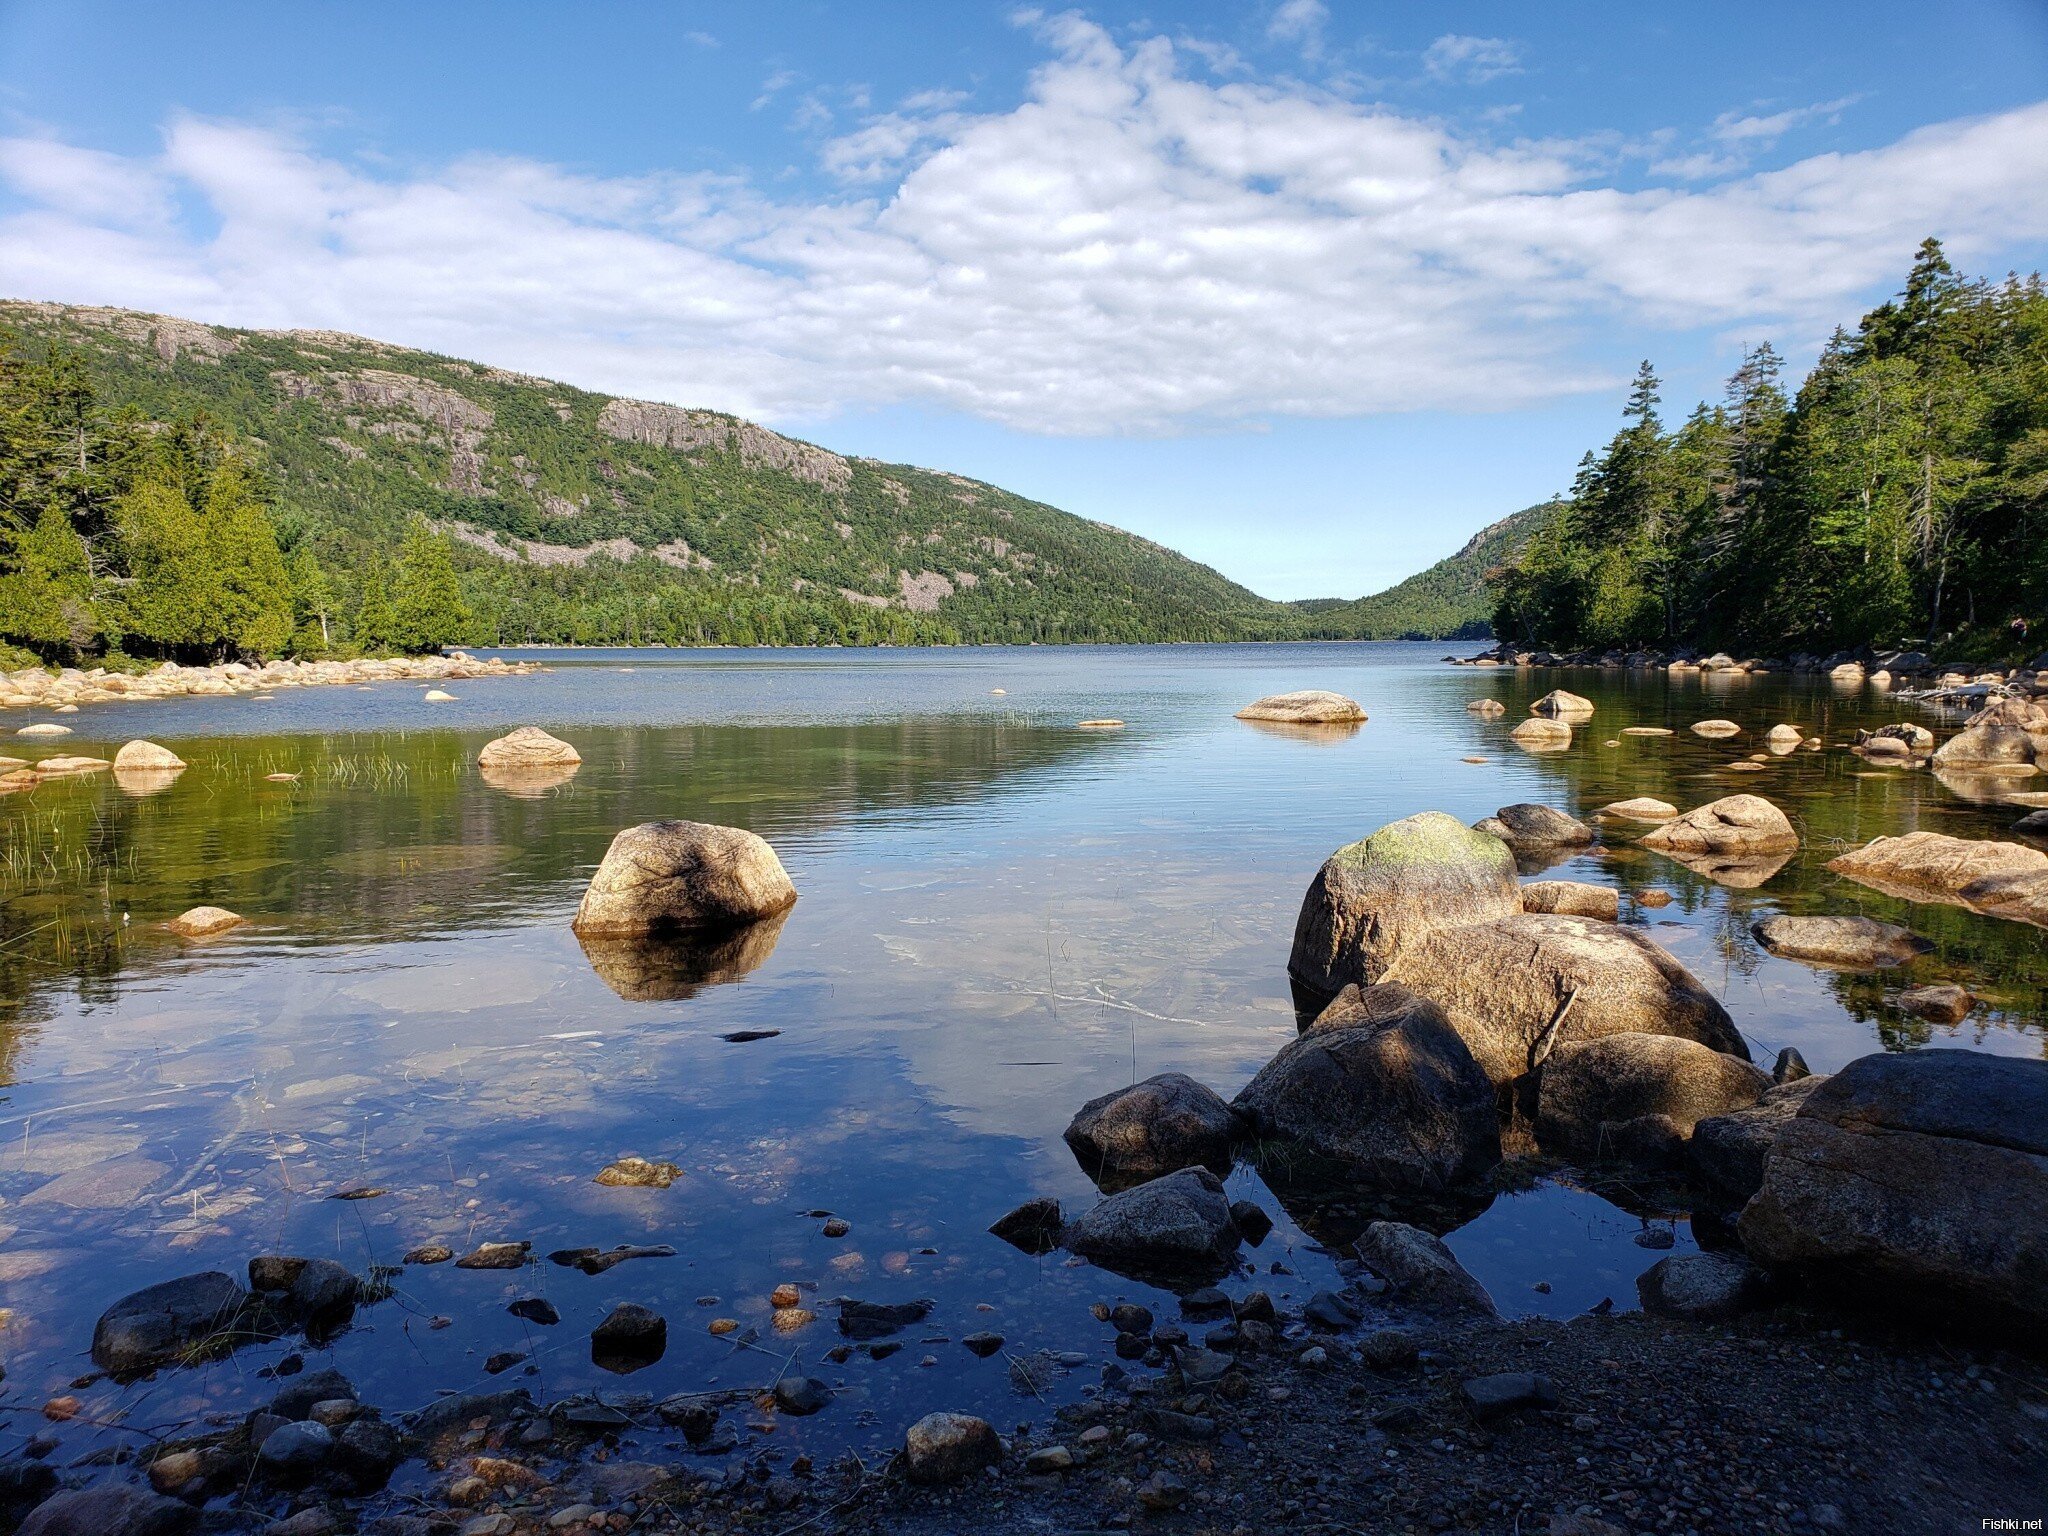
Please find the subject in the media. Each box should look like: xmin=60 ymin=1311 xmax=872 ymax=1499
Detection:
xmin=1751 ymin=914 xmax=1932 ymax=969
xmin=1231 ymin=984 xmax=1500 ymax=1193
xmin=1236 ymin=691 xmax=1367 ymax=725
xmin=1509 ymin=718 xmax=1572 ymax=751
xmin=1530 ymin=689 xmax=1593 ymax=719
xmin=1535 ymin=1034 xmax=1769 ymax=1160
xmin=477 ymin=726 xmax=581 ymax=770
xmin=572 ymin=820 xmax=797 ymax=937
xmin=1061 ymin=1167 xmax=1242 ymax=1279
xmin=1288 ymin=811 xmax=1520 ymax=998
xmin=1063 ymin=1073 xmax=1240 ymax=1188
xmin=113 ymin=740 xmax=186 ymax=771
xmin=1378 ymin=912 xmax=1746 ymax=1084
xmin=1637 ymin=1253 xmax=1770 ymax=1321
xmin=904 ymin=1412 xmax=1002 ymax=1484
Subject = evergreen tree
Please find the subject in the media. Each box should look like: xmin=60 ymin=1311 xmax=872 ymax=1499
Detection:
xmin=117 ymin=477 xmax=216 ymax=654
xmin=353 ymin=560 xmax=397 ymax=654
xmin=391 ymin=522 xmax=471 ymax=651
xmin=0 ymin=499 xmax=97 ymax=656
xmin=288 ymin=545 xmax=336 ymax=654
xmin=203 ymin=457 xmax=294 ymax=658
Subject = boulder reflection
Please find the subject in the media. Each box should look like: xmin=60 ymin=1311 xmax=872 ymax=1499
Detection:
xmin=576 ymin=909 xmax=790 ymax=1001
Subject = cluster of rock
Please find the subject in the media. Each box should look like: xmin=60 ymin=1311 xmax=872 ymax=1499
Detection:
xmin=2 ymin=651 xmax=537 ymax=719
xmin=1452 ymin=641 xmax=2048 ymax=695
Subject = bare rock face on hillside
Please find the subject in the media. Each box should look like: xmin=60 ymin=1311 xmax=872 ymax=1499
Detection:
xmin=1377 ymin=912 xmax=1746 ymax=1085
xmin=1287 ymin=812 xmax=1521 ymax=998
xmin=596 ymin=398 xmax=853 ymax=492
xmin=572 ymin=821 xmax=797 ymax=938
xmin=1235 ymin=690 xmax=1368 ymax=725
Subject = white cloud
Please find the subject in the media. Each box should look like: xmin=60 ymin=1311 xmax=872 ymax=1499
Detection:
xmin=1422 ymin=34 xmax=1522 ymax=84
xmin=1713 ymin=96 xmax=1858 ymax=146
xmin=0 ymin=21 xmax=2043 ymax=436
xmin=1266 ymin=0 xmax=1328 ymax=59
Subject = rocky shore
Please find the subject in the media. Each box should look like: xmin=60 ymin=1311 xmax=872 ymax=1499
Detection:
xmin=1452 ymin=639 xmax=2048 ymax=695
xmin=2 ymin=652 xmax=539 ymax=723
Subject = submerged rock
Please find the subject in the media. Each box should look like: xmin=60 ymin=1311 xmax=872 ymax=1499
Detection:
xmin=1472 ymin=803 xmax=1594 ymax=849
xmin=1355 ymin=1221 xmax=1497 ymax=1316
xmin=1535 ymin=1034 xmax=1770 ymax=1162
xmin=1898 ymin=982 xmax=1973 ymax=1023
xmin=1519 ymin=880 xmax=1619 ymax=920
xmin=91 ymin=1272 xmax=250 ymax=1375
xmin=571 ymin=820 xmax=797 ymax=938
xmin=1235 ymin=690 xmax=1367 ymax=724
xmin=1062 ymin=1168 xmax=1242 ymax=1278
xmin=1288 ymin=811 xmax=1521 ymax=998
xmin=1739 ymin=1050 xmax=2048 ymax=1338
xmin=1751 ymin=914 xmax=1933 ymax=969
xmin=1232 ymin=984 xmax=1500 ymax=1193
xmin=1377 ymin=912 xmax=1745 ymax=1085
xmin=576 ymin=912 xmax=788 ymax=1001
xmin=1063 ymin=1073 xmax=1240 ymax=1188
xmin=594 ymin=1156 xmax=682 ymax=1189
xmin=988 ymin=1196 xmax=1064 ymax=1254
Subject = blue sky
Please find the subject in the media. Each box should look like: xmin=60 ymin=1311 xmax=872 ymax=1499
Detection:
xmin=2 ymin=2 xmax=2046 ymax=600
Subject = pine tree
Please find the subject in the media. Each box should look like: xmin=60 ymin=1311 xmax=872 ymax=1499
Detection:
xmin=392 ymin=522 xmax=471 ymax=652
xmin=352 ymin=560 xmax=397 ymax=654
xmin=0 ymin=499 xmax=97 ymax=655
xmin=203 ymin=457 xmax=294 ymax=658
xmin=117 ymin=478 xmax=214 ymax=654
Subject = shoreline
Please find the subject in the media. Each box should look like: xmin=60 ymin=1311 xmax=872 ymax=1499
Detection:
xmin=1 ymin=653 xmax=542 ymax=727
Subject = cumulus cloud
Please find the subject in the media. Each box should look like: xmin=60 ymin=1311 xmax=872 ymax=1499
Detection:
xmin=0 ymin=19 xmax=2043 ymax=435
xmin=1422 ymin=34 xmax=1522 ymax=84
xmin=1266 ymin=0 xmax=1328 ymax=58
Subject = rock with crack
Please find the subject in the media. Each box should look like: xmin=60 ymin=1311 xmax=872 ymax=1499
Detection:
xmin=1688 ymin=1076 xmax=1827 ymax=1209
xmin=1642 ymin=794 xmax=1799 ymax=857
xmin=1827 ymin=832 xmax=2048 ymax=928
xmin=572 ymin=820 xmax=796 ymax=937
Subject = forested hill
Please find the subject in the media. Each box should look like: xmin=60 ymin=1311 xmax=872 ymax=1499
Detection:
xmin=0 ymin=302 xmax=1288 ymax=648
xmin=1292 ymin=502 xmax=1557 ymax=640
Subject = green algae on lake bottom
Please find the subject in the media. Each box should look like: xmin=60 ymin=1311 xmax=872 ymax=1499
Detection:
xmin=0 ymin=643 xmax=2042 ymax=1468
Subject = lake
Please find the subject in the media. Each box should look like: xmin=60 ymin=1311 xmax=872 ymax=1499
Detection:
xmin=1 ymin=642 xmax=2042 ymax=1469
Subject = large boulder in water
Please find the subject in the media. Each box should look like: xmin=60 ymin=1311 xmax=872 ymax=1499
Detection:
xmin=1232 ymin=984 xmax=1500 ymax=1194
xmin=1472 ymin=803 xmax=1594 ymax=849
xmin=1288 ymin=811 xmax=1520 ymax=998
xmin=1535 ymin=1034 xmax=1769 ymax=1162
xmin=1750 ymin=914 xmax=1931 ymax=969
xmin=1377 ymin=912 xmax=1745 ymax=1085
xmin=1641 ymin=795 xmax=1798 ymax=856
xmin=478 ymin=725 xmax=581 ymax=770
xmin=1827 ymin=832 xmax=2048 ymax=926
xmin=1530 ymin=689 xmax=1594 ymax=719
xmin=573 ymin=820 xmax=797 ymax=937
xmin=91 ymin=1272 xmax=251 ymax=1375
xmin=1509 ymin=718 xmax=1572 ymax=751
xmin=113 ymin=740 xmax=185 ymax=771
xmin=1061 ymin=1167 xmax=1241 ymax=1280
xmin=1064 ymin=1074 xmax=1240 ymax=1189
xmin=1739 ymin=1051 xmax=2048 ymax=1339
xmin=1236 ymin=690 xmax=1366 ymax=725
xmin=1930 ymin=697 xmax=2048 ymax=772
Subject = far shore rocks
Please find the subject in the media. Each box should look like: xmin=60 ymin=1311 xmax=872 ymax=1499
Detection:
xmin=572 ymin=820 xmax=797 ymax=938
xmin=1063 ymin=1074 xmax=1240 ymax=1188
xmin=113 ymin=740 xmax=185 ymax=771
xmin=1235 ymin=690 xmax=1367 ymax=725
xmin=1740 ymin=1050 xmax=2048 ymax=1338
xmin=1472 ymin=803 xmax=1594 ymax=850
xmin=1751 ymin=914 xmax=1932 ymax=969
xmin=477 ymin=726 xmax=581 ymax=771
xmin=1535 ymin=1034 xmax=1769 ymax=1164
xmin=1529 ymin=689 xmax=1593 ymax=719
xmin=1828 ymin=831 xmax=2048 ymax=927
xmin=2 ymin=652 xmax=539 ymax=722
xmin=1288 ymin=811 xmax=1520 ymax=997
xmin=1061 ymin=1167 xmax=1242 ymax=1278
xmin=1376 ymin=912 xmax=1747 ymax=1085
xmin=1232 ymin=984 xmax=1500 ymax=1193
xmin=166 ymin=906 xmax=246 ymax=938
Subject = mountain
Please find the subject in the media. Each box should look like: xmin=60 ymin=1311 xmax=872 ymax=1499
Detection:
xmin=0 ymin=301 xmax=1286 ymax=647
xmin=1291 ymin=502 xmax=1558 ymax=640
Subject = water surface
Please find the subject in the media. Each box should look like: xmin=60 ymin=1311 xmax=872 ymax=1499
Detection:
xmin=1 ymin=644 xmax=2042 ymax=1468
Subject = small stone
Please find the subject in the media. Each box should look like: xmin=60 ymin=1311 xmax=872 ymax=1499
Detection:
xmin=708 ymin=1317 xmax=739 ymax=1336
xmin=593 ymin=1157 xmax=681 ymax=1189
xmin=1461 ymin=1372 xmax=1558 ymax=1422
xmin=455 ymin=1241 xmax=531 ymax=1270
xmin=770 ymin=1283 xmax=803 ymax=1308
xmin=962 ymin=1331 xmax=1005 ymax=1358
xmin=591 ymin=1304 xmax=667 ymax=1372
xmin=822 ymin=1218 xmax=851 ymax=1237
xmin=508 ymin=1297 xmax=560 ymax=1326
xmin=1078 ymin=1424 xmax=1111 ymax=1445
xmin=258 ymin=1419 xmax=334 ymax=1476
xmin=988 ymin=1196 xmax=1064 ymax=1254
xmin=1359 ymin=1329 xmax=1419 ymax=1370
xmin=1138 ymin=1470 xmax=1189 ymax=1510
xmin=1108 ymin=1302 xmax=1153 ymax=1335
xmin=772 ymin=1376 xmax=832 ymax=1416
xmin=484 ymin=1351 xmax=527 ymax=1374
xmin=406 ymin=1243 xmax=454 ymax=1265
xmin=1025 ymin=1444 xmax=1074 ymax=1474
xmin=903 ymin=1411 xmax=1002 ymax=1484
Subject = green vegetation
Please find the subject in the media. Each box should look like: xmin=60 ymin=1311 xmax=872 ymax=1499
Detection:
xmin=1492 ymin=241 xmax=2048 ymax=656
xmin=1293 ymin=503 xmax=1556 ymax=640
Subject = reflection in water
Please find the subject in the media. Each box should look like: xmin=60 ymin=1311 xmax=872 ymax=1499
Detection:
xmin=577 ymin=911 xmax=790 ymax=1001
xmin=1647 ymin=848 xmax=1797 ymax=889
xmin=112 ymin=765 xmax=185 ymax=797
xmin=2 ymin=644 xmax=2046 ymax=1472
xmin=1237 ymin=718 xmax=1364 ymax=746
xmin=480 ymin=760 xmax=582 ymax=798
